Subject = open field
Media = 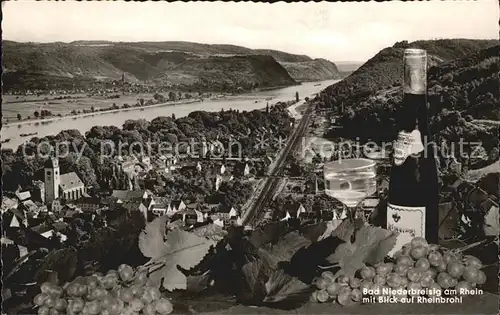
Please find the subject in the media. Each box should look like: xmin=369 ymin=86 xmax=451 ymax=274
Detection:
xmin=2 ymin=93 xmax=176 ymax=121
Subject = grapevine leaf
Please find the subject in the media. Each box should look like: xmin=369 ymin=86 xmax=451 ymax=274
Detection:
xmin=250 ymin=221 xmax=290 ymax=248
xmin=326 ymin=225 xmax=397 ymax=278
xmin=300 ymin=222 xmax=327 ymax=242
xmin=2 ymin=288 xmax=12 ymax=301
xmin=191 ymin=223 xmax=227 ymax=242
xmin=139 ymin=215 xmax=169 ymax=258
xmin=326 ymin=243 xmax=358 ymax=276
xmin=483 ymin=205 xmax=499 ymax=236
xmin=145 ymin=229 xmax=216 ymax=291
xmin=330 ymin=217 xmax=365 ymax=242
xmin=365 ymin=231 xmax=399 ymax=265
xmin=258 ymin=231 xmax=312 ymax=270
xmin=240 ymin=259 xmax=270 ymax=303
xmin=318 ymin=220 xmax=343 ymax=241
xmin=186 ymin=271 xmax=211 ymax=293
xmin=34 ymin=247 xmax=77 ymax=284
xmin=263 ymin=269 xmax=312 ymax=308
xmin=288 ymin=236 xmax=344 ymax=284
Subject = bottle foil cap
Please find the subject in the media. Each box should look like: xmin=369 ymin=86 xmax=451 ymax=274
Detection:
xmin=403 ymin=48 xmax=427 ymax=94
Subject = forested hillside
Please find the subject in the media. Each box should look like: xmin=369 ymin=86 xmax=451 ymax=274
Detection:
xmin=318 ymin=39 xmax=498 ymax=109
xmin=2 ymin=41 xmax=341 ymax=92
xmin=321 ymin=43 xmax=500 ymax=169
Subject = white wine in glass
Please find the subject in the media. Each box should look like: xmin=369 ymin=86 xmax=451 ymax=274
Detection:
xmin=324 ymin=158 xmax=377 ymax=219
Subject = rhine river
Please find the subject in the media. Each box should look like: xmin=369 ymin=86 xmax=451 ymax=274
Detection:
xmin=1 ymin=80 xmax=338 ymax=150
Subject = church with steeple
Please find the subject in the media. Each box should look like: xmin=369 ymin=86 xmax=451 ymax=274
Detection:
xmin=44 ymin=157 xmax=86 ymax=203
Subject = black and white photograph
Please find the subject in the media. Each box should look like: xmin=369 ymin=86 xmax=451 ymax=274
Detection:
xmin=1 ymin=1 xmax=499 ymax=314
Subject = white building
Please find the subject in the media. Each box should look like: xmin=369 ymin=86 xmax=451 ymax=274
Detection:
xmin=44 ymin=158 xmax=60 ymax=203
xmin=44 ymin=158 xmax=86 ymax=202
xmin=60 ymin=172 xmax=86 ymax=200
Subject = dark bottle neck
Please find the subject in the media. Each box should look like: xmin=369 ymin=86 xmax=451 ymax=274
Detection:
xmin=399 ymin=92 xmax=430 ymax=137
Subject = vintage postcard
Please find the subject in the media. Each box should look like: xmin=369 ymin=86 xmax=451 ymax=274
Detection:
xmin=1 ymin=1 xmax=499 ymax=314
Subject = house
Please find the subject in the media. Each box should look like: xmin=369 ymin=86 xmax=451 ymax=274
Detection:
xmin=50 ymin=199 xmax=63 ymax=213
xmin=215 ymin=164 xmax=226 ymax=175
xmin=214 ymin=174 xmax=234 ymax=191
xmin=2 ymin=208 xmax=28 ymax=230
xmin=155 ymin=154 xmax=178 ymax=171
xmin=44 ymin=158 xmax=87 ymax=202
xmin=60 ymin=172 xmax=87 ymax=201
xmin=16 ymin=191 xmax=32 ymax=202
xmin=33 ymin=223 xmax=68 ymax=243
xmin=110 ymin=190 xmax=145 ymax=203
xmin=33 ymin=180 xmax=45 ymax=203
xmin=234 ymin=162 xmax=251 ymax=177
xmin=231 ymin=216 xmax=243 ymax=226
xmin=170 ymin=200 xmax=186 ymax=212
xmin=72 ymin=197 xmax=102 ymax=213
xmin=1 ymin=197 xmax=18 ymax=213
xmin=210 ymin=212 xmax=229 ymax=223
xmin=280 ymin=211 xmax=292 ymax=221
xmin=148 ymin=197 xmax=170 ymax=217
xmin=19 ymin=200 xmax=39 ymax=215
xmin=295 ymin=203 xmax=306 ymax=218
xmin=228 ymin=207 xmax=238 ymax=218
xmin=213 ymin=218 xmax=224 ymax=227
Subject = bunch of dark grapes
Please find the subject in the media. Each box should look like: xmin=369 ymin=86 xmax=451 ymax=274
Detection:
xmin=310 ymin=237 xmax=487 ymax=306
xmin=33 ymin=264 xmax=173 ymax=315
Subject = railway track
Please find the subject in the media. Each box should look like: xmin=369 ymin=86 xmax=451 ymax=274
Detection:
xmin=243 ymin=105 xmax=313 ymax=225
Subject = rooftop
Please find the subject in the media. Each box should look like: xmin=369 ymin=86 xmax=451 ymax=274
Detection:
xmin=60 ymin=172 xmax=84 ymax=191
xmin=111 ymin=190 xmax=144 ymax=201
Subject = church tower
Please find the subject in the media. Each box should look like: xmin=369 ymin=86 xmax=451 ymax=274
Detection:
xmin=44 ymin=157 xmax=60 ymax=203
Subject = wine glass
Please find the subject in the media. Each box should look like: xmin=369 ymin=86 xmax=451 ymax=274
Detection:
xmin=324 ymin=158 xmax=377 ymax=222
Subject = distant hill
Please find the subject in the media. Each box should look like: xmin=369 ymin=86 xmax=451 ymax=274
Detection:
xmin=321 ymin=42 xmax=500 ymax=153
xmin=253 ymin=49 xmax=312 ymax=62
xmin=280 ymin=58 xmax=341 ymax=82
xmin=319 ymin=39 xmax=498 ymax=107
xmin=335 ymin=61 xmax=364 ymax=78
xmin=2 ymin=41 xmax=341 ymax=92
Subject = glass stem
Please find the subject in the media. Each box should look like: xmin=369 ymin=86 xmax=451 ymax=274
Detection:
xmin=346 ymin=205 xmax=356 ymax=222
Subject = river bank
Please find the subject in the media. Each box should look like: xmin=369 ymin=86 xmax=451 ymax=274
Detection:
xmin=1 ymin=79 xmax=340 ymax=150
xmin=2 ymin=98 xmax=209 ymax=128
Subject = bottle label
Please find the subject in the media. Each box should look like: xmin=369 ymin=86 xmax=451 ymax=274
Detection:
xmin=387 ymin=203 xmax=426 ymax=256
xmin=393 ymin=129 xmax=424 ymax=166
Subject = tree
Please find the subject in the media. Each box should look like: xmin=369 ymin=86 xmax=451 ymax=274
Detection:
xmin=90 ymin=106 xmax=95 ymax=112
xmin=295 ymin=91 xmax=299 ymax=102
xmin=17 ymin=113 xmax=22 ymax=121
xmin=168 ymin=92 xmax=176 ymax=102
xmin=172 ymin=113 xmax=176 ymax=120
xmin=34 ymin=111 xmax=40 ymax=118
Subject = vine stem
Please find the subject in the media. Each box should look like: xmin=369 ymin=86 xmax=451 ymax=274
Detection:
xmin=452 ymin=239 xmax=489 ymax=254
xmin=318 ymin=263 xmax=340 ymax=270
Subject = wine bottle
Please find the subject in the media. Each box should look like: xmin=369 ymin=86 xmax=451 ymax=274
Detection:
xmin=387 ymin=48 xmax=439 ymax=253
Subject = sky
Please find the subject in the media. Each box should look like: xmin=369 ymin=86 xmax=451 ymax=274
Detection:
xmin=2 ymin=1 xmax=499 ymax=62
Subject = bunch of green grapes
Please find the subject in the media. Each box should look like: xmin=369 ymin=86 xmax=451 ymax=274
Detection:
xmin=390 ymin=237 xmax=486 ymax=296
xmin=310 ymin=237 xmax=487 ymax=306
xmin=310 ymin=271 xmax=363 ymax=306
xmin=360 ymin=237 xmax=486 ymax=301
xmin=33 ymin=264 xmax=173 ymax=315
